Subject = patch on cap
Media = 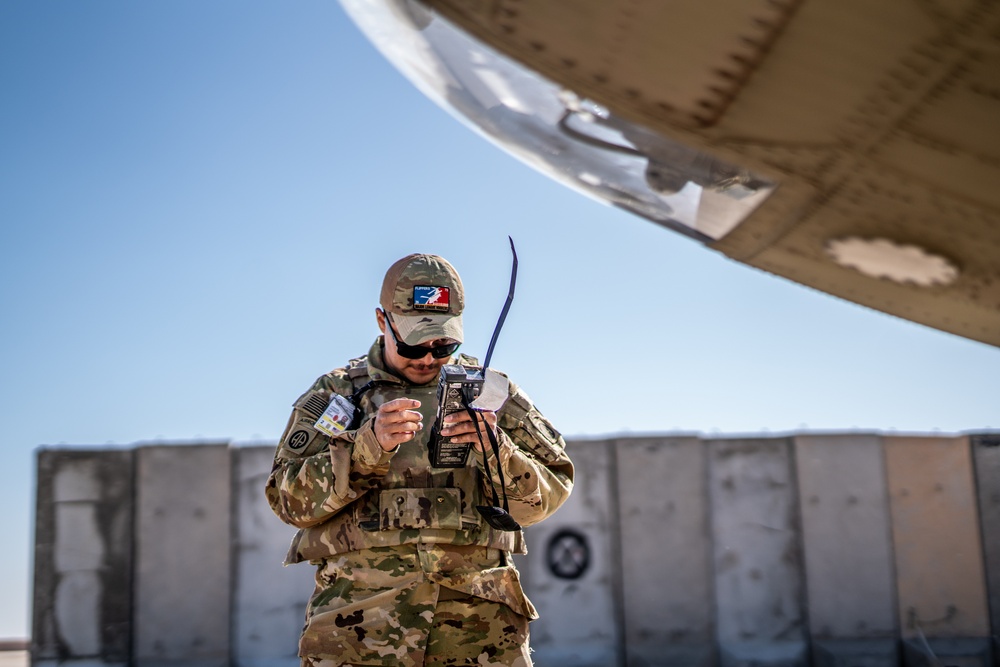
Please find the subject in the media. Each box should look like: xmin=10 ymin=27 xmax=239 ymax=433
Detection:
xmin=413 ymin=285 xmax=451 ymax=311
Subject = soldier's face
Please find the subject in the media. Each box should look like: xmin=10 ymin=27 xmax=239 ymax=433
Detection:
xmin=378 ymin=310 xmax=456 ymax=385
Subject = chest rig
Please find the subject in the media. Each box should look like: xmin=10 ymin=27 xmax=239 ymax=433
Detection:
xmin=346 ymin=356 xmax=487 ymax=534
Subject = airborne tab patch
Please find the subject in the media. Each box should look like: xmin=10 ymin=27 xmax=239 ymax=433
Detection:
xmin=413 ymin=285 xmax=450 ymax=311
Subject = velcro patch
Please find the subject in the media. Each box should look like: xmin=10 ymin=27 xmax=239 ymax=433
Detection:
xmin=413 ymin=285 xmax=450 ymax=311
xmin=298 ymin=392 xmax=329 ymax=420
xmin=285 ymin=429 xmax=312 ymax=451
xmin=379 ymin=488 xmax=462 ymax=530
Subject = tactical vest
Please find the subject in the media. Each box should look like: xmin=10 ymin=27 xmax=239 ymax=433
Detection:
xmin=286 ymin=355 xmax=525 ymax=564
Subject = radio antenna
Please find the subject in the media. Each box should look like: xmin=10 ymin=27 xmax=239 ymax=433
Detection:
xmin=483 ymin=236 xmax=517 ymax=370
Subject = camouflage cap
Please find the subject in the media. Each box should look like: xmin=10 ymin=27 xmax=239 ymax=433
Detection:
xmin=380 ymin=254 xmax=464 ymax=345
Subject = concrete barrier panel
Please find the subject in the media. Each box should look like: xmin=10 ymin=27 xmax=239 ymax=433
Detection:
xmin=970 ymin=434 xmax=1000 ymax=657
xmin=32 ymin=430 xmax=1000 ymax=667
xmin=232 ymin=445 xmax=315 ymax=667
xmin=794 ymin=434 xmax=897 ymax=667
xmin=616 ymin=436 xmax=712 ymax=667
xmin=900 ymin=638 xmax=993 ymax=667
xmin=523 ymin=440 xmax=621 ymax=667
xmin=811 ymin=640 xmax=898 ymax=667
xmin=133 ymin=444 xmax=232 ymax=667
xmin=32 ymin=448 xmax=133 ymax=667
xmin=884 ymin=436 xmax=991 ymax=667
xmin=708 ymin=438 xmax=807 ymax=667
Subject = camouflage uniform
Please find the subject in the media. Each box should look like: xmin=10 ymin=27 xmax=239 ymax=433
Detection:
xmin=266 ymin=340 xmax=573 ymax=666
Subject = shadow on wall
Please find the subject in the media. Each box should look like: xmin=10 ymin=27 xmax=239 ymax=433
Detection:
xmin=31 ymin=432 xmax=1000 ymax=667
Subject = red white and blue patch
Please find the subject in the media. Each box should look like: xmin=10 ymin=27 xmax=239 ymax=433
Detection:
xmin=413 ymin=285 xmax=450 ymax=311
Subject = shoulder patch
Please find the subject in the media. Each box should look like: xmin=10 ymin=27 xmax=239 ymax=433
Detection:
xmin=296 ymin=392 xmax=330 ymax=420
xmin=286 ymin=429 xmax=311 ymax=450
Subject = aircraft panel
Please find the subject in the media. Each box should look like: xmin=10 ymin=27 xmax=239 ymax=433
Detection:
xmin=344 ymin=0 xmax=1000 ymax=346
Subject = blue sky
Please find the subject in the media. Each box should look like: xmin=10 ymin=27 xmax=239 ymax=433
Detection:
xmin=1 ymin=1 xmax=998 ymax=640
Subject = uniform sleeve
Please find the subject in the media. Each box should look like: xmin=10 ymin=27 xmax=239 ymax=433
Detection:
xmin=265 ymin=375 xmax=395 ymax=529
xmin=477 ymin=380 xmax=574 ymax=528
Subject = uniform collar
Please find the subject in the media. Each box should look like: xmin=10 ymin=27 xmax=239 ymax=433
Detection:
xmin=365 ymin=337 xmax=403 ymax=384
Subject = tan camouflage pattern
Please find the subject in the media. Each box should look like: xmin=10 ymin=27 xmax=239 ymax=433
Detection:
xmin=422 ymin=597 xmax=531 ymax=667
xmin=265 ymin=337 xmax=572 ymax=665
xmin=301 ymin=598 xmax=530 ymax=667
xmin=381 ymin=254 xmax=464 ymax=315
xmin=379 ymin=488 xmax=464 ymax=531
xmin=382 ymin=254 xmax=465 ymax=345
xmin=299 ymin=544 xmax=533 ymax=666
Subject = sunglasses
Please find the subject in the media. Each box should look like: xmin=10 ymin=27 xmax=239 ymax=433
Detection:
xmin=383 ymin=312 xmax=460 ymax=360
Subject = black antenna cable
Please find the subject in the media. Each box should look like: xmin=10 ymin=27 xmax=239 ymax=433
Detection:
xmin=484 ymin=236 xmax=517 ymax=370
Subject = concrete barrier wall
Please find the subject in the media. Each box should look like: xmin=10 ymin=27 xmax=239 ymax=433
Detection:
xmin=708 ymin=438 xmax=807 ymax=667
xmin=133 ymin=444 xmax=232 ymax=667
xmin=33 ymin=449 xmax=133 ymax=667
xmin=794 ymin=434 xmax=898 ymax=667
xmin=616 ymin=436 xmax=713 ymax=667
xmin=972 ymin=434 xmax=1000 ymax=662
xmin=884 ymin=436 xmax=992 ymax=667
xmin=231 ymin=446 xmax=314 ymax=667
xmin=524 ymin=440 xmax=622 ymax=667
xmin=31 ymin=433 xmax=999 ymax=667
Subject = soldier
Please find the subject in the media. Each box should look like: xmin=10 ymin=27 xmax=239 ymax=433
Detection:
xmin=266 ymin=253 xmax=574 ymax=667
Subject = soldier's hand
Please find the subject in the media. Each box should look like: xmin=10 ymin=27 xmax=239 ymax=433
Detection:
xmin=441 ymin=410 xmax=497 ymax=452
xmin=374 ymin=398 xmax=423 ymax=451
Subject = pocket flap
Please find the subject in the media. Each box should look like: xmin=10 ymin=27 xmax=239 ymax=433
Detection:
xmin=379 ymin=488 xmax=463 ymax=531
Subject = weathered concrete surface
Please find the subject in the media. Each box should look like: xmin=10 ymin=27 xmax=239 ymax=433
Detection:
xmin=811 ymin=639 xmax=897 ymax=667
xmin=708 ymin=438 xmax=807 ymax=667
xmin=523 ymin=440 xmax=621 ymax=667
xmin=883 ymin=436 xmax=990 ymax=642
xmin=970 ymin=434 xmax=1000 ymax=649
xmin=616 ymin=436 xmax=712 ymax=667
xmin=900 ymin=637 xmax=993 ymax=667
xmin=232 ymin=446 xmax=315 ymax=667
xmin=794 ymin=434 xmax=897 ymax=666
xmin=32 ymin=448 xmax=133 ymax=666
xmin=31 ymin=431 xmax=1000 ymax=667
xmin=133 ymin=444 xmax=232 ymax=667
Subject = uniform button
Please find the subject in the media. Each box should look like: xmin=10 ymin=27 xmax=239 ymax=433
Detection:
xmin=396 ymin=496 xmax=404 ymax=505
xmin=436 ymin=496 xmax=445 ymax=503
